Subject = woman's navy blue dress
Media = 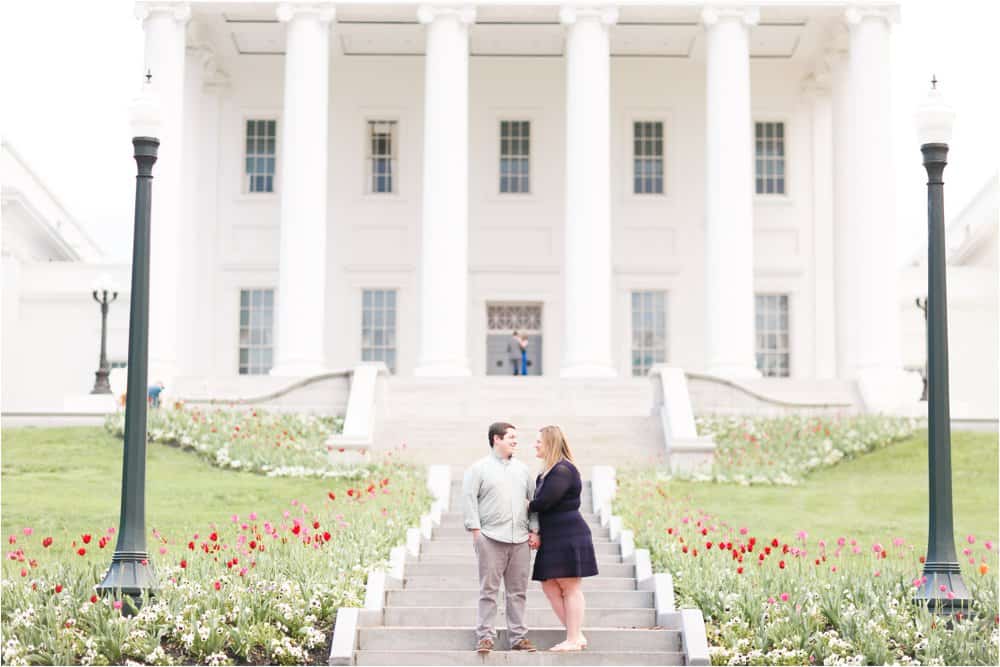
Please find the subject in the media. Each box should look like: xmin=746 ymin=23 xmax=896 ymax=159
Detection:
xmin=529 ymin=459 xmax=599 ymax=581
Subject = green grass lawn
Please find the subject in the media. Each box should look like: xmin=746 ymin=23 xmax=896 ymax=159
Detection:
xmin=1 ymin=426 xmax=365 ymax=541
xmin=651 ymin=429 xmax=998 ymax=547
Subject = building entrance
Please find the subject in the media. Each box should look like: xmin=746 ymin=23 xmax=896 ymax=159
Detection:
xmin=486 ymin=303 xmax=542 ymax=376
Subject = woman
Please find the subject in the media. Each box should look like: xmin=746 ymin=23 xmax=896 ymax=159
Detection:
xmin=528 ymin=425 xmax=598 ymax=652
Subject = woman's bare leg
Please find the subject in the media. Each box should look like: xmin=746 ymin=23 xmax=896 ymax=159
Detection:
xmin=552 ymin=578 xmax=586 ymax=648
xmin=541 ymin=579 xmax=567 ymax=626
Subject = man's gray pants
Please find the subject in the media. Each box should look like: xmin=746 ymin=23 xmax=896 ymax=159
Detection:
xmin=474 ymin=534 xmax=530 ymax=645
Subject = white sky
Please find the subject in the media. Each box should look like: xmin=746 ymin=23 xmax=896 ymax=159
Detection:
xmin=2 ymin=0 xmax=997 ymax=264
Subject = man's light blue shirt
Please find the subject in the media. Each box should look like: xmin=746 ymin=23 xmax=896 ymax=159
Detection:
xmin=463 ymin=449 xmax=539 ymax=543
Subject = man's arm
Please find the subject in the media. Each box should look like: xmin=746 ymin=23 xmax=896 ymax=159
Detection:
xmin=462 ymin=462 xmax=482 ymax=539
xmin=526 ymin=470 xmax=540 ymax=535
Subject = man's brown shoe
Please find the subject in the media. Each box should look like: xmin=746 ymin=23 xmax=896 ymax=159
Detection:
xmin=510 ymin=639 xmax=538 ymax=652
xmin=476 ymin=638 xmax=494 ymax=654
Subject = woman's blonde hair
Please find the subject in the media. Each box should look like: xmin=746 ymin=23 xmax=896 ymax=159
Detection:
xmin=539 ymin=425 xmax=574 ymax=474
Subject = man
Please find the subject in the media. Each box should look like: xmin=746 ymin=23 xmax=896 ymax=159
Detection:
xmin=463 ymin=422 xmax=541 ymax=654
xmin=508 ymin=332 xmax=523 ymax=376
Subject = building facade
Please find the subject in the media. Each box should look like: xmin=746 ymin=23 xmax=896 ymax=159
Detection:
xmin=13 ymin=1 xmax=940 ymax=412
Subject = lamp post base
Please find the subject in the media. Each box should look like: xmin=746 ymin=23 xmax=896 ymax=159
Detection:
xmin=914 ymin=562 xmax=971 ymax=613
xmin=91 ymin=368 xmax=113 ymax=395
xmin=95 ymin=551 xmax=157 ymax=614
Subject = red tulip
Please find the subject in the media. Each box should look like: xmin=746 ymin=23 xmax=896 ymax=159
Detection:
xmin=77 ymin=548 xmax=86 ymax=556
xmin=323 ymin=531 xmax=331 ymax=542
xmin=82 ymin=534 xmax=92 ymax=544
xmin=737 ymin=567 xmax=744 ymax=574
xmin=292 ymin=524 xmax=301 ymax=535
xmin=312 ymin=521 xmax=320 ymax=529
xmin=771 ymin=538 xmax=779 ymax=548
xmin=42 ymin=537 xmax=53 ymax=548
xmin=90 ymin=594 xmax=99 ymax=603
xmin=779 ymin=560 xmax=786 ymax=569
xmin=214 ymin=581 xmax=221 ymax=591
xmin=328 ymin=492 xmax=336 ymax=501
xmin=180 ymin=559 xmax=187 ymax=569
xmin=210 ymin=532 xmax=218 ymax=542
xmin=54 ymin=584 xmax=63 ymax=594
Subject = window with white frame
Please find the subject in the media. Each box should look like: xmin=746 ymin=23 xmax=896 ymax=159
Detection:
xmin=755 ymin=121 xmax=785 ymax=195
xmin=633 ymin=121 xmax=664 ymax=194
xmin=755 ymin=294 xmax=790 ymax=377
xmin=631 ymin=291 xmax=667 ymax=376
xmin=367 ymin=121 xmax=397 ymax=194
xmin=362 ymin=289 xmax=397 ymax=373
xmin=239 ymin=289 xmax=275 ymax=375
xmin=245 ymin=120 xmax=276 ymax=193
xmin=499 ymin=120 xmax=530 ymax=193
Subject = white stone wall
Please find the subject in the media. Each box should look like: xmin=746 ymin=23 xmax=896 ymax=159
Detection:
xmin=1 ymin=261 xmax=131 ymax=411
xmin=900 ymin=265 xmax=999 ymax=420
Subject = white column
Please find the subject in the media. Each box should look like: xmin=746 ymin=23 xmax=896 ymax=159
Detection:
xmin=136 ymin=1 xmax=190 ymax=386
xmin=271 ymin=2 xmax=334 ymax=377
xmin=829 ymin=43 xmax=853 ymax=379
xmin=806 ymin=66 xmax=836 ymax=379
xmin=559 ymin=6 xmax=617 ymax=378
xmin=838 ymin=6 xmax=902 ymax=377
xmin=413 ymin=5 xmax=475 ymax=377
xmin=701 ymin=6 xmax=759 ymax=378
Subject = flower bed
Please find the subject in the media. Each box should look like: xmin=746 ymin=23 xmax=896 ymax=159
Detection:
xmin=2 ymin=465 xmax=431 ymax=665
xmin=687 ymin=415 xmax=917 ymax=485
xmin=615 ymin=473 xmax=999 ymax=666
xmin=104 ymin=406 xmax=357 ymax=478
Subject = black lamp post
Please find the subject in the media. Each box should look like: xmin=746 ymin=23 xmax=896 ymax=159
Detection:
xmin=90 ymin=276 xmax=119 ymax=395
xmin=96 ymin=73 xmax=161 ymax=611
xmin=914 ymin=296 xmax=928 ymax=401
xmin=913 ymin=77 xmax=970 ymax=613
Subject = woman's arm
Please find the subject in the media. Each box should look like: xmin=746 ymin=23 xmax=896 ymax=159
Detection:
xmin=528 ymin=464 xmax=572 ymax=514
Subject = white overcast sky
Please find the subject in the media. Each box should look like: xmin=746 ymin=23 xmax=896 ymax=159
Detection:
xmin=2 ymin=0 xmax=998 ymax=264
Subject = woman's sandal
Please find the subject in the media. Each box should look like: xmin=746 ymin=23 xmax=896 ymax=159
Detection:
xmin=550 ymin=640 xmax=586 ymax=652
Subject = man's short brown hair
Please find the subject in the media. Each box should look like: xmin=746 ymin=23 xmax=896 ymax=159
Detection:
xmin=488 ymin=422 xmax=515 ymax=448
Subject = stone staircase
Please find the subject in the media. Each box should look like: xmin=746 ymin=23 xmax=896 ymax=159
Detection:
xmin=375 ymin=377 xmax=665 ymax=469
xmin=350 ymin=479 xmax=686 ymax=665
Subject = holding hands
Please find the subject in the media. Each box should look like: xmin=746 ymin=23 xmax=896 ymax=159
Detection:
xmin=528 ymin=531 xmax=541 ymax=550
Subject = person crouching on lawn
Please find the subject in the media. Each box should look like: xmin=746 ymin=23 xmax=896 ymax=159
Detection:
xmin=462 ymin=422 xmax=541 ymax=654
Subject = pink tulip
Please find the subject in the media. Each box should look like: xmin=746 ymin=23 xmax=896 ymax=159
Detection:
xmin=967 ymin=535 xmax=975 ymax=545
xmin=767 ymin=596 xmax=775 ymax=604
xmin=780 ymin=593 xmax=789 ymax=602
xmin=22 ymin=528 xmax=33 ymax=537
xmin=249 ymin=512 xmax=258 ymax=521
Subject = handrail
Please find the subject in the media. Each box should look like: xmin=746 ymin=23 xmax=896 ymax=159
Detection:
xmin=684 ymin=371 xmax=854 ymax=409
xmin=180 ymin=369 xmax=353 ymax=406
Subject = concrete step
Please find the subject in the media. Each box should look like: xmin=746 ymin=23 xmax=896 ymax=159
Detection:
xmin=382 ymin=606 xmax=655 ymax=628
xmin=357 ymin=628 xmax=680 ymax=652
xmin=420 ymin=540 xmax=620 ymax=556
xmin=438 ymin=512 xmax=602 ymax=525
xmin=411 ymin=553 xmax=623 ymax=567
xmin=405 ymin=562 xmax=635 ymax=578
xmin=382 ymin=378 xmax=656 ymax=418
xmin=403 ymin=576 xmax=636 ymax=591
xmin=433 ymin=527 xmax=612 ymax=540
xmin=354 ymin=650 xmax=685 ymax=665
xmin=447 ymin=500 xmax=594 ymax=513
xmin=385 ymin=589 xmax=654 ymax=609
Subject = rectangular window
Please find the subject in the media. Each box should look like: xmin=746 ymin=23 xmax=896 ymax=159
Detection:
xmin=361 ymin=289 xmax=397 ymax=373
xmin=755 ymin=121 xmax=785 ymax=195
xmin=633 ymin=121 xmax=664 ymax=194
xmin=631 ymin=291 xmax=667 ymax=376
xmin=499 ymin=121 xmax=530 ymax=194
xmin=367 ymin=120 xmax=397 ymax=194
xmin=755 ymin=294 xmax=790 ymax=377
xmin=245 ymin=119 xmax=277 ymax=193
xmin=238 ymin=289 xmax=275 ymax=375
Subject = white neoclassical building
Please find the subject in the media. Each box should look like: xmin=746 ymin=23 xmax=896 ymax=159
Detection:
xmin=135 ymin=0 xmax=910 ymax=387
xmin=15 ymin=0 xmax=996 ymax=419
